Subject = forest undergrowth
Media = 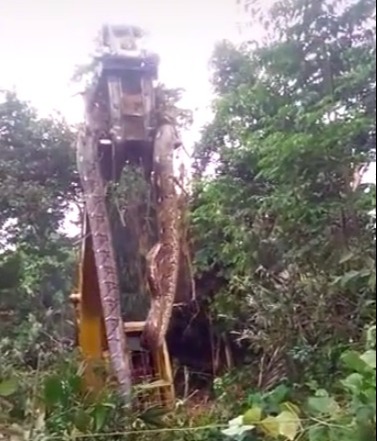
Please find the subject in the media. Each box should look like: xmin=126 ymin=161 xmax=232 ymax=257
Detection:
xmin=0 ymin=0 xmax=376 ymax=440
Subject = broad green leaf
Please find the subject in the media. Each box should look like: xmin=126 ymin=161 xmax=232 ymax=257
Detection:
xmin=341 ymin=373 xmax=364 ymax=393
xmin=268 ymin=384 xmax=290 ymax=403
xmin=360 ymin=350 xmax=376 ymax=369
xmin=341 ymin=350 xmax=369 ymax=373
xmin=228 ymin=416 xmax=243 ymax=427
xmin=260 ymin=416 xmax=280 ymax=437
xmin=339 ymin=270 xmax=366 ymax=287
xmin=139 ymin=405 xmax=168 ymax=420
xmin=364 ymin=388 xmax=376 ymax=408
xmin=307 ymin=394 xmax=340 ymax=416
xmin=138 ymin=405 xmax=167 ymax=428
xmin=73 ymin=409 xmax=92 ymax=433
xmin=43 ymin=376 xmax=64 ymax=406
xmin=92 ymin=405 xmax=109 ymax=432
xmin=313 ymin=389 xmax=329 ymax=397
xmin=275 ymin=410 xmax=301 ymax=440
xmin=222 ymin=426 xmax=242 ymax=438
xmin=243 ymin=406 xmax=262 ymax=424
xmin=0 ymin=378 xmax=18 ymax=397
xmin=355 ymin=405 xmax=375 ymax=425
xmin=223 ymin=416 xmax=255 ymax=439
xmin=67 ymin=373 xmax=82 ymax=394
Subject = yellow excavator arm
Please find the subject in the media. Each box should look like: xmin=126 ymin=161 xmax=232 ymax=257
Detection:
xmin=72 ymin=24 xmax=178 ymax=407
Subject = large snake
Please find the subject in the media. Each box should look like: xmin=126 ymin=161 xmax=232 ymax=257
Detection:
xmin=76 ymin=120 xmax=132 ymax=403
xmin=78 ymin=90 xmax=180 ymax=400
xmin=141 ymin=123 xmax=181 ymax=349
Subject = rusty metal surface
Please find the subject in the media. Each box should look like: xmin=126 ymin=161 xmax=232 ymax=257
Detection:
xmin=121 ymin=94 xmax=144 ymax=116
xmin=122 ymin=117 xmax=146 ymax=141
xmin=100 ymin=64 xmax=155 ymax=142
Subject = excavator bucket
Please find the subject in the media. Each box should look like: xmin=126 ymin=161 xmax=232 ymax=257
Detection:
xmin=95 ymin=24 xmax=159 ymax=143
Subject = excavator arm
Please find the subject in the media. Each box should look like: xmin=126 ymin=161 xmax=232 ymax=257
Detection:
xmin=72 ymin=24 xmax=180 ymax=405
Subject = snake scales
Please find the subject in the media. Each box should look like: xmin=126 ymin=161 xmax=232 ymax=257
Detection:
xmin=77 ymin=124 xmax=132 ymax=402
xmin=77 ymin=115 xmax=180 ymax=395
xmin=141 ymin=123 xmax=181 ymax=349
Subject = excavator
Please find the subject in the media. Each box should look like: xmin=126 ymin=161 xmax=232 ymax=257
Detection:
xmin=70 ymin=24 xmax=182 ymax=407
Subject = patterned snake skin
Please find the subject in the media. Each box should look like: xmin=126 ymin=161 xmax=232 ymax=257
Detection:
xmin=141 ymin=123 xmax=181 ymax=349
xmin=76 ymin=125 xmax=132 ymax=402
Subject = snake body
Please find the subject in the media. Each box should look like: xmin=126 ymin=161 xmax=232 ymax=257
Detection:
xmin=78 ymin=67 xmax=181 ymax=402
xmin=141 ymin=123 xmax=181 ymax=349
xmin=77 ymin=125 xmax=132 ymax=402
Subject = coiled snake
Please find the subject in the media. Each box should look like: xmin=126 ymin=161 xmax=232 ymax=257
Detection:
xmin=77 ymin=110 xmax=180 ymax=401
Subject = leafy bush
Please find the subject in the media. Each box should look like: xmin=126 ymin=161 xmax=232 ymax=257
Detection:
xmin=222 ymin=328 xmax=376 ymax=440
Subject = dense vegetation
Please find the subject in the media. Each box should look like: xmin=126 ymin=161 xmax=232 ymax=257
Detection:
xmin=0 ymin=0 xmax=375 ymax=440
xmin=0 ymin=92 xmax=79 ymax=365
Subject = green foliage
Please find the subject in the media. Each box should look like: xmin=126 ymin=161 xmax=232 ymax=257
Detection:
xmin=0 ymin=92 xmax=78 ymax=364
xmin=0 ymin=356 xmax=130 ymax=440
xmin=1 ymin=4 xmax=376 ymax=440
xmin=192 ymin=0 xmax=376 ymax=386
xmin=222 ymin=328 xmax=376 ymax=440
xmin=0 ymin=92 xmax=79 ymax=243
xmin=0 ymin=355 xmax=228 ymax=440
xmin=107 ymin=163 xmax=154 ymax=320
xmin=41 ymin=359 xmax=131 ymax=438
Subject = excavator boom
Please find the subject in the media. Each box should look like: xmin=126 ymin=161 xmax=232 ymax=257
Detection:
xmin=72 ymin=24 xmax=179 ymax=406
